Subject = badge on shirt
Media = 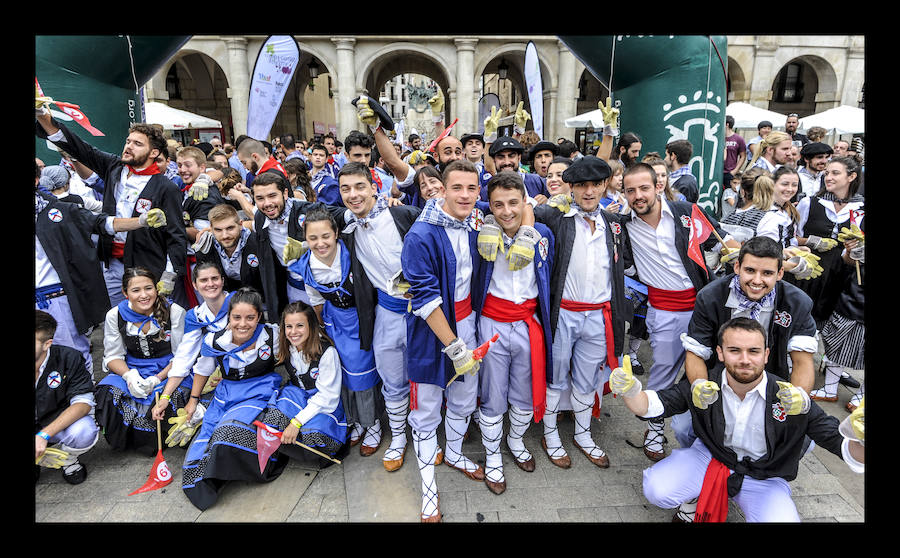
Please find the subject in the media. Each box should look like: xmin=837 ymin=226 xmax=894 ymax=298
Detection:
xmin=247 ymin=253 xmax=259 ymax=268
xmin=135 ymin=198 xmax=152 ymax=214
xmin=258 ymin=344 xmax=271 ymax=360
xmin=610 ymin=222 xmax=622 ymax=235
xmin=470 ymin=208 xmax=484 ymax=231
xmin=680 ymin=215 xmax=692 ymax=228
xmin=538 ymin=237 xmax=549 ymax=261
xmin=309 ymin=367 xmax=320 ymax=380
xmin=47 ymin=208 xmax=63 ymax=223
xmin=46 ymin=370 xmax=62 ymax=389
xmin=164 ymin=330 xmax=172 ymax=342
xmin=297 ymin=214 xmax=306 ymax=227
xmin=772 ymin=402 xmax=787 ymax=422
xmin=773 ymin=311 xmax=792 ymax=328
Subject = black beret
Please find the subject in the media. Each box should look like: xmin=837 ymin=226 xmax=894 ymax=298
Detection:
xmin=489 ymin=136 xmax=524 ymax=156
xmin=562 ymin=155 xmax=611 ymax=184
xmin=460 ymin=132 xmax=485 ymax=147
xmin=529 ymin=140 xmax=559 ymax=158
xmin=800 ymin=142 xmax=833 ymax=158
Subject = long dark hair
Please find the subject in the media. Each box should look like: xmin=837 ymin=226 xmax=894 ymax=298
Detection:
xmin=284 ymin=157 xmax=314 ymax=201
xmin=817 ymin=155 xmax=861 ymax=198
xmin=121 ymin=266 xmax=170 ymax=341
xmin=277 ymin=301 xmax=333 ymax=365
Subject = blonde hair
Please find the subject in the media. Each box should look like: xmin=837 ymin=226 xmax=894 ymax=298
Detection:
xmin=748 ymin=131 xmax=791 ymax=168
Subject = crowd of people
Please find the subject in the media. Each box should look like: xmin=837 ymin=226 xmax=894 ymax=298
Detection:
xmin=34 ymin=88 xmax=864 ymax=522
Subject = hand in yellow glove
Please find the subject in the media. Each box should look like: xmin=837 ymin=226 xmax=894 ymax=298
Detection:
xmin=838 ymin=224 xmax=864 ymax=244
xmin=428 ymin=88 xmax=445 ymax=120
xmin=484 ymin=106 xmax=501 ymax=143
xmin=355 ymin=95 xmax=380 ymax=131
xmin=139 ymin=207 xmax=167 ymax=228
xmin=506 ymin=225 xmax=540 ymax=271
xmin=806 ymin=235 xmax=838 ymax=252
xmin=282 ymin=236 xmax=308 ymax=264
xmin=166 ymin=404 xmax=205 ymax=448
xmin=407 ymin=150 xmax=429 ymax=166
xmin=156 ymin=271 xmax=177 ymax=298
xmin=36 ymin=82 xmax=53 ymax=116
xmin=598 ymin=97 xmax=620 ymax=136
xmin=36 ymin=447 xmax=70 ymax=468
xmin=719 ymin=245 xmax=740 ymax=266
xmin=610 ymin=355 xmax=642 ymax=398
xmin=513 ymin=101 xmax=531 ymax=134
xmin=476 ymin=215 xmax=505 ymax=262
xmin=547 ymin=193 xmax=573 ymax=214
xmin=849 ymin=398 xmax=864 ymax=443
xmin=785 ymin=248 xmax=823 ymax=280
xmin=691 ymin=379 xmax=721 ymax=409
xmin=202 ymin=367 xmax=223 ymax=395
xmin=186 ymin=174 xmax=212 ymax=202
xmin=443 ymin=337 xmax=481 ymax=388
xmin=776 ymin=381 xmax=811 ymax=415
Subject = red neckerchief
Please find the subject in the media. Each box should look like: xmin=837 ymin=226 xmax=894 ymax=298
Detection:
xmin=258 ymin=157 xmax=287 ymax=177
xmin=127 ymin=164 xmax=160 ymax=176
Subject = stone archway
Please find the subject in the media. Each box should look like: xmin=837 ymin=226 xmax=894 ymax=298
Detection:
xmin=153 ymin=50 xmax=232 ymax=142
xmin=768 ymin=54 xmax=839 ymax=116
xmin=727 ymin=56 xmax=750 ymax=103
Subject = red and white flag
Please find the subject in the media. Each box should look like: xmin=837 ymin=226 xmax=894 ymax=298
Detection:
xmin=53 ymin=101 xmax=105 ymax=137
xmin=687 ymin=204 xmax=715 ymax=278
xmin=253 ymin=420 xmax=283 ymax=474
xmin=129 ymin=450 xmax=173 ymax=495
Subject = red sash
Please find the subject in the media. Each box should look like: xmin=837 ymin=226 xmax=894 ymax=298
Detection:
xmin=481 ymin=294 xmax=546 ymax=422
xmin=647 ymin=286 xmax=696 ymax=312
xmin=560 ymin=298 xmax=619 ymax=416
xmin=111 ymin=241 xmax=126 ymax=259
xmin=454 ymin=293 xmax=472 ymax=322
xmin=695 ymin=457 xmax=731 ymax=522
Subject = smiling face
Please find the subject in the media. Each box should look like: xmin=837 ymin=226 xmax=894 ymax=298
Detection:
xmin=493 ymin=149 xmax=521 ymax=174
xmin=623 ymin=168 xmax=663 ymax=217
xmin=252 ymin=182 xmax=288 ymax=220
xmin=436 ymin=137 xmax=464 ymax=166
xmin=733 ymin=253 xmax=783 ymax=301
xmin=192 ymin=266 xmax=225 ymax=303
xmin=773 ymin=172 xmax=799 ymax=206
xmin=304 ymin=219 xmax=337 ymax=263
xmin=464 ymin=138 xmax=484 ymax=162
xmin=545 ymin=162 xmax=571 ymax=196
xmin=339 ymin=171 xmax=377 ymax=218
xmin=177 ymin=155 xmax=205 ymax=185
xmin=417 ymin=174 xmax=445 ymax=201
xmin=228 ymin=301 xmax=260 ymax=344
xmin=282 ymin=311 xmax=310 ymax=349
xmin=123 ymin=275 xmax=157 ymax=316
xmin=717 ymin=327 xmax=769 ymax=386
xmin=823 ymin=160 xmax=857 ymax=198
xmin=489 ymin=187 xmax=526 ymax=238
xmin=442 ymin=169 xmax=479 ymax=221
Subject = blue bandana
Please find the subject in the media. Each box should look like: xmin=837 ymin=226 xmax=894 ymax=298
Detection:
xmin=289 ymin=240 xmax=353 ymax=299
xmin=200 ymin=323 xmax=265 ymax=375
xmin=184 ymin=291 xmax=233 ymax=334
xmin=417 ymin=197 xmax=475 ymax=231
xmin=117 ymin=300 xmax=161 ymax=331
xmin=729 ymin=275 xmax=776 ymax=320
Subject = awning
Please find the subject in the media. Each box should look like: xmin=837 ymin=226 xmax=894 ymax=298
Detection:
xmin=725 ymin=102 xmax=788 ymax=130
xmin=144 ymin=101 xmax=222 ymax=130
xmin=799 ymin=105 xmax=864 ymax=135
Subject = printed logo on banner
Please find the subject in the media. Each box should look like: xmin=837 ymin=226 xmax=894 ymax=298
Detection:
xmin=47 ymin=371 xmax=62 ymax=389
xmin=772 ymin=402 xmax=787 ymax=422
xmin=247 ymin=253 xmax=259 ymax=268
xmin=47 ymin=208 xmax=63 ymax=223
xmin=135 ymin=198 xmax=152 ymax=214
xmin=258 ymin=345 xmax=271 ymax=360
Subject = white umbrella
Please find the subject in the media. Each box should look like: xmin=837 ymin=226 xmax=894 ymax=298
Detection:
xmin=725 ymin=102 xmax=787 ymax=130
xmin=144 ymin=101 xmax=222 ymax=130
xmin=565 ymin=107 xmax=606 ymax=128
xmin=799 ymin=105 xmax=864 ymax=135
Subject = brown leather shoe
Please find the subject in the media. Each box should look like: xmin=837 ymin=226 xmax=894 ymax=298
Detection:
xmin=643 ymin=430 xmax=666 ymax=462
xmin=421 ymin=495 xmax=442 ymax=523
xmin=484 ymin=477 xmax=507 ymax=495
xmin=513 ymin=456 xmax=536 ymax=472
xmin=360 ymin=438 xmax=382 ymax=457
xmin=383 ymin=446 xmax=406 ymax=472
xmin=434 ymin=447 xmax=444 ymax=466
xmin=846 ymin=401 xmax=859 ymax=413
xmin=573 ymin=440 xmax=610 ymax=468
xmin=541 ymin=437 xmax=571 ymax=469
xmin=446 ymin=459 xmax=485 ymax=481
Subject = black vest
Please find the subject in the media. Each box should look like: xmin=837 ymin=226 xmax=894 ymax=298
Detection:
xmin=117 ymin=313 xmax=172 ymax=359
xmin=284 ymin=338 xmax=334 ymax=390
xmin=210 ymin=325 xmax=277 ymax=381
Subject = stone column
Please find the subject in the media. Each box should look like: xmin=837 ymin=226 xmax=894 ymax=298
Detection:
xmin=224 ymin=37 xmax=250 ymax=139
xmin=332 ymin=37 xmax=358 ymax=138
xmin=454 ymin=38 xmax=478 ymax=134
xmin=841 ymin=36 xmax=865 ymax=107
xmin=555 ymin=40 xmax=578 ymax=141
xmin=748 ymin=36 xmax=778 ymax=108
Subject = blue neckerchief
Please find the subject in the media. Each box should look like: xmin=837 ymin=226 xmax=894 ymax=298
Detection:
xmin=35 ymin=191 xmax=53 ymax=217
xmin=200 ymin=323 xmax=265 ymax=375
xmin=572 ymin=199 xmax=604 ymax=221
xmin=117 ymin=300 xmax=161 ymax=331
xmin=729 ymin=275 xmax=776 ymax=320
xmin=417 ymin=197 xmax=475 ymax=231
xmin=213 ymin=227 xmax=250 ymax=268
xmin=184 ymin=291 xmax=233 ymax=334
xmin=343 ymin=195 xmax=388 ymax=233
xmin=289 ymin=240 xmax=353 ymax=299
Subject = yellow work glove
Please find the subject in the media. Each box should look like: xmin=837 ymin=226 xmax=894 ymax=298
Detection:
xmin=282 ymin=236 xmax=308 ymax=265
xmin=156 ymin=271 xmax=177 ymax=298
xmin=838 ymin=224 xmax=864 ymax=244
xmin=484 ymin=106 xmax=501 ymax=143
xmin=139 ymin=207 xmax=167 ymax=228
xmin=186 ymin=174 xmax=212 ymax=202
xmin=547 ymin=193 xmax=573 ymax=214
xmin=719 ymin=244 xmax=740 ymax=266
xmin=691 ymin=379 xmax=721 ymax=409
xmin=506 ymin=225 xmax=540 ymax=271
xmin=610 ymin=355 xmax=642 ymax=398
xmin=202 ymin=367 xmax=222 ymax=395
xmin=166 ymin=404 xmax=205 ymax=448
xmin=849 ymin=398 xmax=865 ymax=444
xmin=428 ymin=88 xmax=445 ymax=122
xmin=513 ymin=101 xmax=531 ymax=135
xmin=35 ymin=82 xmax=53 ymax=116
xmin=598 ymin=97 xmax=620 ymax=136
xmin=806 ymin=235 xmax=838 ymax=252
xmin=355 ymin=95 xmax=381 ymax=131
xmin=776 ymin=381 xmax=811 ymax=415
xmin=407 ymin=150 xmax=429 ymax=166
xmin=476 ymin=215 xmax=505 ymax=262
xmin=785 ymin=249 xmax=823 ymax=280
xmin=36 ymin=447 xmax=69 ymax=468
xmin=443 ymin=337 xmax=481 ymax=386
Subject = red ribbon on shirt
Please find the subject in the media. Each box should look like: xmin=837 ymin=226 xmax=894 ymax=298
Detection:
xmin=560 ymin=299 xmax=619 ymax=417
xmin=695 ymin=457 xmax=731 ymax=522
xmin=481 ymin=294 xmax=546 ymax=422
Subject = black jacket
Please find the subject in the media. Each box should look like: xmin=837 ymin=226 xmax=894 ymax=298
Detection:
xmin=195 ymin=230 xmax=265 ymax=297
xmin=35 ymin=345 xmax=95 ymax=432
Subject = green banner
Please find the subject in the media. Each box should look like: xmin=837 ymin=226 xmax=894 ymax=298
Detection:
xmin=35 ymin=35 xmax=190 ymax=162
xmin=559 ymin=35 xmax=729 ymax=215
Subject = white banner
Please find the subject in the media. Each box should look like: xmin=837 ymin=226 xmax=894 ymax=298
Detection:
xmin=524 ymin=42 xmax=543 ymax=140
xmin=247 ymin=35 xmax=300 ymax=141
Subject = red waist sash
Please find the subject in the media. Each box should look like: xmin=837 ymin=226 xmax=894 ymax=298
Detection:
xmin=695 ymin=457 xmax=731 ymax=523
xmin=454 ymin=293 xmax=472 ymax=322
xmin=560 ymin=298 xmax=619 ymax=416
xmin=647 ymin=286 xmax=696 ymax=312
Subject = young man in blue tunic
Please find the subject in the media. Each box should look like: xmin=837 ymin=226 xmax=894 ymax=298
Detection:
xmin=401 ymin=159 xmax=489 ymax=522
xmin=473 ymin=171 xmax=554 ymax=494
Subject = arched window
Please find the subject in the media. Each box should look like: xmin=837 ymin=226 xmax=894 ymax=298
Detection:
xmin=165 ymin=65 xmax=181 ymax=100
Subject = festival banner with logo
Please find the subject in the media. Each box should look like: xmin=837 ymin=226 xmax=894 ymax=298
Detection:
xmin=247 ymin=35 xmax=301 ymax=141
xmin=524 ymin=42 xmax=544 ymax=140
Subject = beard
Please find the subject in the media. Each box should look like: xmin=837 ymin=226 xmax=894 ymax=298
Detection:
xmin=123 ymin=150 xmax=149 ymax=167
xmin=727 ymin=364 xmax=764 ymax=385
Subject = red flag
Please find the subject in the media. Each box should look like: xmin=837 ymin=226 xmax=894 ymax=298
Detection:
xmin=472 ymin=333 xmax=499 ymax=360
xmin=253 ymin=420 xmax=283 ymax=474
xmin=129 ymin=450 xmax=173 ymax=495
xmin=687 ymin=204 xmax=715 ymax=278
xmin=427 ymin=118 xmax=459 ymax=154
xmin=53 ymin=101 xmax=105 ymax=137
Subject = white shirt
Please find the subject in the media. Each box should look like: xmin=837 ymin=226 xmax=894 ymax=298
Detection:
xmin=751 ymin=156 xmax=779 ymax=174
xmin=755 ymin=205 xmax=798 ymax=247
xmin=487 ymin=231 xmax=538 ymax=304
xmin=167 ymin=298 xmax=229 ymax=378
xmin=796 ymin=196 xmax=864 ymax=239
xmin=287 ymin=344 xmax=342 ymax=425
xmin=262 ymin=198 xmax=297 ymax=267
xmin=798 ymin=167 xmax=821 ymax=199
xmin=114 ymin=167 xmax=153 ymax=244
xmin=562 ymin=214 xmax=612 ymax=304
xmin=34 ymin=236 xmax=63 ymax=288
xmin=353 ymin=208 xmax=405 ymax=299
xmin=194 ymin=325 xmax=279 ymax=378
xmin=305 ymin=243 xmax=344 ymax=306
xmin=102 ymin=303 xmax=185 ymax=372
xmin=626 ymin=197 xmax=694 ymax=291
